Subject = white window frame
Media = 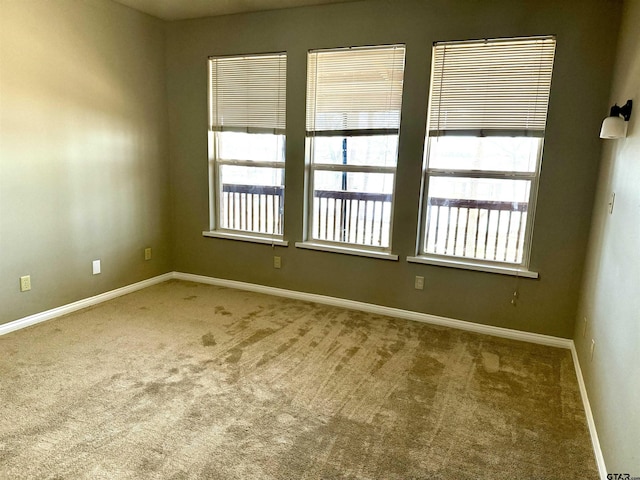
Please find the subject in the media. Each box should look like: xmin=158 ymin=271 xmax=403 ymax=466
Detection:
xmin=205 ymin=52 xmax=287 ymax=244
xmin=414 ymin=36 xmax=556 ymax=273
xmin=302 ymin=45 xmax=406 ymax=256
xmin=305 ymin=144 xmax=398 ymax=253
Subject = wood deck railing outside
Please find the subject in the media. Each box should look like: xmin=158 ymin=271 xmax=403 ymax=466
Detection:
xmin=221 ymin=184 xmax=528 ymax=262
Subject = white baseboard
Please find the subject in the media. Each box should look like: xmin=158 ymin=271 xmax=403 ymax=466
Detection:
xmin=176 ymin=272 xmax=604 ymax=476
xmin=1 ymin=270 xmax=572 ymax=349
xmin=0 ymin=273 xmax=174 ymax=337
xmin=173 ymin=272 xmax=572 ymax=349
xmin=570 ymin=344 xmax=608 ymax=479
xmin=1 ymin=270 xmax=604 ymax=478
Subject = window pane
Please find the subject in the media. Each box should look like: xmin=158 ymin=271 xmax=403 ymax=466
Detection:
xmin=217 ymin=132 xmax=285 ymax=162
xmin=311 ymin=135 xmax=398 ymax=167
xmin=424 ymin=177 xmax=530 ymax=264
xmin=428 ymin=137 xmax=540 ymax=172
xmin=219 ymin=165 xmax=284 ymax=235
xmin=312 ymin=171 xmax=393 ymax=247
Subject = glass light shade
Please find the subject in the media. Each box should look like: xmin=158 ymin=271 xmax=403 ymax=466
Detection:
xmin=600 ymin=116 xmax=628 ymax=139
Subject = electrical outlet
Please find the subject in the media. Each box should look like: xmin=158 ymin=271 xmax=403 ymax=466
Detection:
xmin=20 ymin=275 xmax=31 ymax=292
xmin=92 ymin=260 xmax=101 ymax=275
xmin=144 ymin=247 xmax=152 ymax=261
xmin=273 ymin=256 xmax=281 ymax=269
xmin=590 ymin=339 xmax=596 ymax=360
xmin=414 ymin=276 xmax=424 ymax=290
xmin=583 ymin=317 xmax=588 ymax=338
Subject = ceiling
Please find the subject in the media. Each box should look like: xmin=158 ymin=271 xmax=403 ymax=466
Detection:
xmin=113 ymin=0 xmax=362 ymax=20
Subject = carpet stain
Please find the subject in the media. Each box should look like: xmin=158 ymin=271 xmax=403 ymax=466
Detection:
xmin=234 ymin=328 xmax=276 ymax=352
xmin=244 ymin=308 xmax=263 ymax=319
xmin=141 ymin=377 xmax=199 ymax=400
xmin=186 ymin=363 xmax=207 ymax=374
xmin=183 ymin=295 xmax=198 ymax=301
xmin=334 ymin=345 xmax=360 ymax=373
xmin=256 ymin=335 xmax=300 ymax=367
xmin=143 ymin=381 xmax=164 ymax=395
xmin=201 ymin=332 xmax=217 ymax=347
xmin=226 ymin=348 xmax=243 ymax=364
xmin=0 ymin=280 xmax=599 ymax=480
xmin=137 ymin=456 xmax=163 ymax=475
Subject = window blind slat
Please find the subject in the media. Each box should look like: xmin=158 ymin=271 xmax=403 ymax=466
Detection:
xmin=306 ymin=45 xmax=406 ymax=133
xmin=209 ymin=53 xmax=287 ymax=133
xmin=428 ymin=37 xmax=556 ymax=134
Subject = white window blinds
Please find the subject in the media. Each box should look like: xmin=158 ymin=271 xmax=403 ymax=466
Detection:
xmin=306 ymin=45 xmax=406 ymax=135
xmin=428 ymin=36 xmax=556 ymax=137
xmin=209 ymin=53 xmax=287 ymax=134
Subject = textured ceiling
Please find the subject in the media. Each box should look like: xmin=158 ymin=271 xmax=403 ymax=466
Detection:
xmin=113 ymin=0 xmax=361 ymax=20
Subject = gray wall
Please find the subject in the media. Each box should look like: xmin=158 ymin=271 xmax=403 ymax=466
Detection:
xmin=1 ymin=0 xmax=635 ymax=470
xmin=0 ymin=0 xmax=172 ymax=325
xmin=574 ymin=0 xmax=640 ymax=473
xmin=166 ymin=0 xmax=621 ymax=338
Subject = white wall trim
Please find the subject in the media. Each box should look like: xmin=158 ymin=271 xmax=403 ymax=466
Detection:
xmin=173 ymin=272 xmax=572 ymax=349
xmin=1 ymin=270 xmax=573 ymax=349
xmin=570 ymin=343 xmax=608 ymax=480
xmin=178 ymin=272 xmax=604 ymax=476
xmin=406 ymin=255 xmax=539 ymax=278
xmin=0 ymin=273 xmax=174 ymax=337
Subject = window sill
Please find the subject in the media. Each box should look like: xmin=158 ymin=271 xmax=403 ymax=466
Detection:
xmin=295 ymin=242 xmax=398 ymax=261
xmin=203 ymin=231 xmax=289 ymax=247
xmin=406 ymin=255 xmax=539 ymax=278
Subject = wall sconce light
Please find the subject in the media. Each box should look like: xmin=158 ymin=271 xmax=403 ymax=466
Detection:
xmin=600 ymin=100 xmax=633 ymax=139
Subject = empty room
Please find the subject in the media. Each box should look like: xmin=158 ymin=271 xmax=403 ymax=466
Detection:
xmin=1 ymin=0 xmax=638 ymax=478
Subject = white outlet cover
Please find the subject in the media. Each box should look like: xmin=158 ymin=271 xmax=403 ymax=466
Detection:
xmin=92 ymin=260 xmax=101 ymax=275
xmin=20 ymin=275 xmax=31 ymax=292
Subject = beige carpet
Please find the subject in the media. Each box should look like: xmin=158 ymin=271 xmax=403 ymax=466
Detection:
xmin=0 ymin=280 xmax=598 ymax=479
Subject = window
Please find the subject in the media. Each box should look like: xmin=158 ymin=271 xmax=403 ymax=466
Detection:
xmin=418 ymin=36 xmax=556 ymax=268
xmin=207 ymin=53 xmax=286 ymax=240
xmin=304 ymin=45 xmax=406 ymax=252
